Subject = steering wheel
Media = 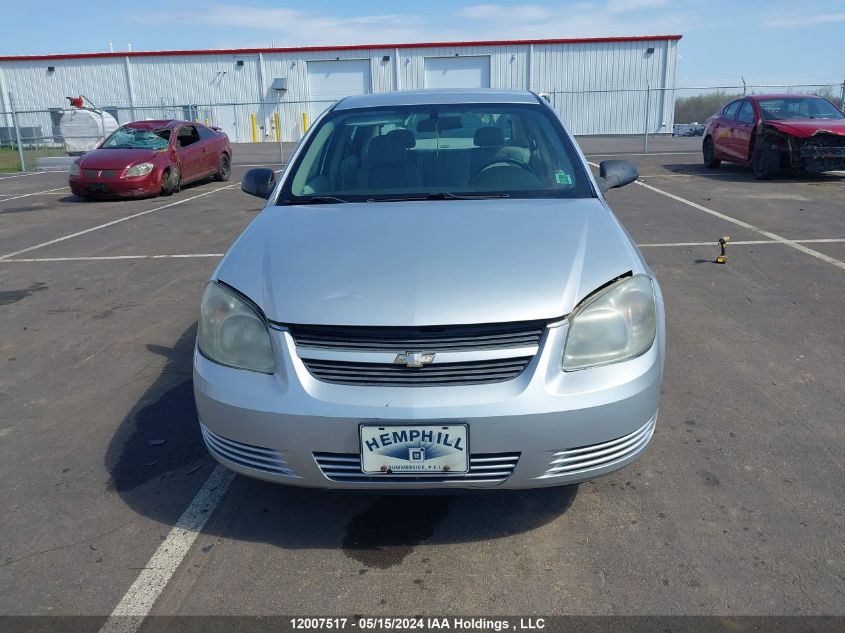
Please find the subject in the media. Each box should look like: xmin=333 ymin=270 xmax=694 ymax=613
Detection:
xmin=468 ymin=157 xmax=535 ymax=184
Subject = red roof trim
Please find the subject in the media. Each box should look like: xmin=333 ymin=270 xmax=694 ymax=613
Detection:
xmin=0 ymin=35 xmax=682 ymax=62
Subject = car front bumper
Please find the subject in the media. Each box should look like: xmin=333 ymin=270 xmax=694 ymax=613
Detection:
xmin=69 ymin=172 xmax=160 ymax=198
xmin=193 ymin=304 xmax=665 ymax=490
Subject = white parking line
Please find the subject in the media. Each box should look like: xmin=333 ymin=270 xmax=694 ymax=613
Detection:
xmin=637 ymin=173 xmax=742 ymax=178
xmin=585 ymin=151 xmax=700 ymax=157
xmin=0 ymin=169 xmax=281 ymax=260
xmin=587 ymin=161 xmax=845 ymax=272
xmin=639 ymin=238 xmax=845 ymax=247
xmin=0 ymin=186 xmax=69 ymax=203
xmin=0 ymin=185 xmax=237 ymax=261
xmin=98 ymin=465 xmax=235 ymax=633
xmin=0 ymin=171 xmax=49 ymax=180
xmin=0 ymin=254 xmax=225 ymax=263
xmin=4 ymin=241 xmax=843 ymax=262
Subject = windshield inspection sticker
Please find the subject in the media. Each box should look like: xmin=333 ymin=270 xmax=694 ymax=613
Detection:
xmin=555 ymin=171 xmax=573 ymax=185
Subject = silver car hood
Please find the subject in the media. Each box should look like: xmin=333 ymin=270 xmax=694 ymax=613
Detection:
xmin=215 ymin=198 xmax=644 ymax=326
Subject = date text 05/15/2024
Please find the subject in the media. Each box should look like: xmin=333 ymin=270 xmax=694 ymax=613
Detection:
xmin=290 ymin=617 xmax=546 ymax=630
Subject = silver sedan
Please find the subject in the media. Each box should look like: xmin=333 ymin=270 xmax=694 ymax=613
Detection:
xmin=194 ymin=89 xmax=664 ymax=489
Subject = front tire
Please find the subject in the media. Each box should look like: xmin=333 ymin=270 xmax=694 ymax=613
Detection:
xmin=752 ymin=146 xmax=778 ymax=180
xmin=703 ymin=137 xmax=721 ymax=169
xmin=160 ymin=167 xmax=180 ymax=196
xmin=213 ymin=154 xmax=231 ymax=182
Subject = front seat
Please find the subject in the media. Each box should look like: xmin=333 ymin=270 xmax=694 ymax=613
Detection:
xmin=470 ymin=126 xmax=529 ymax=175
xmin=357 ymin=134 xmax=420 ymax=190
xmin=386 ymin=128 xmax=416 ymax=150
xmin=387 ymin=128 xmax=417 ymax=166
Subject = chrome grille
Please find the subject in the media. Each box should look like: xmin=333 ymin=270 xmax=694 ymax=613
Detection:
xmin=200 ymin=424 xmax=298 ymax=478
xmin=539 ymin=417 xmax=656 ymax=479
xmin=287 ymin=320 xmax=546 ymax=351
xmin=301 ymin=356 xmax=532 ymax=387
xmin=314 ymin=452 xmax=520 ymax=483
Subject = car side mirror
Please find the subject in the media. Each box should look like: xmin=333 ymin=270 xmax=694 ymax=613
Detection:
xmin=241 ymin=168 xmax=276 ymax=200
xmin=597 ymin=160 xmax=638 ymax=192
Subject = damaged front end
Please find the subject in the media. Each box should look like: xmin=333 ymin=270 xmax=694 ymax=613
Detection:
xmin=759 ymin=125 xmax=845 ymax=174
xmin=795 ymin=132 xmax=845 ymax=174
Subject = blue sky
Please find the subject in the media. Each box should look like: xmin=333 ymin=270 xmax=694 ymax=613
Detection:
xmin=2 ymin=0 xmax=843 ymax=86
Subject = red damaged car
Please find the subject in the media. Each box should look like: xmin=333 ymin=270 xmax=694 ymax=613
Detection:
xmin=69 ymin=120 xmax=232 ymax=199
xmin=702 ymin=94 xmax=845 ymax=179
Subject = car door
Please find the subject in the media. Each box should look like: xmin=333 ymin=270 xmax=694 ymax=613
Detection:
xmin=175 ymin=125 xmax=206 ymax=181
xmin=197 ymin=125 xmax=223 ymax=172
xmin=732 ymin=100 xmax=756 ymax=162
xmin=714 ymin=100 xmax=742 ymax=159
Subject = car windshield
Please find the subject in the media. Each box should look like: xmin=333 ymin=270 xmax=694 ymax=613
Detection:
xmin=279 ymin=103 xmax=592 ymax=203
xmin=102 ymin=126 xmax=171 ymax=150
xmin=758 ymin=97 xmax=845 ymax=121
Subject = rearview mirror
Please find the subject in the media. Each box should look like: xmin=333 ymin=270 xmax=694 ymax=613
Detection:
xmin=597 ymin=160 xmax=638 ymax=192
xmin=241 ymin=168 xmax=276 ymax=200
xmin=417 ymin=116 xmax=462 ymax=133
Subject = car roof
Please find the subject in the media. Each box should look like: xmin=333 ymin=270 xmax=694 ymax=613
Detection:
xmin=748 ymin=94 xmax=828 ymax=100
xmin=123 ymin=119 xmax=192 ymax=130
xmin=334 ymin=89 xmax=541 ymax=110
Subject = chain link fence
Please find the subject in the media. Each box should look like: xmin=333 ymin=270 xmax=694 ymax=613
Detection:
xmin=2 ymin=83 xmax=843 ymax=171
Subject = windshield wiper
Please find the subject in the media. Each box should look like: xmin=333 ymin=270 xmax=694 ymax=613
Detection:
xmin=428 ymin=192 xmax=510 ymax=200
xmin=298 ymin=196 xmax=350 ymax=204
xmin=368 ymin=192 xmax=510 ymax=202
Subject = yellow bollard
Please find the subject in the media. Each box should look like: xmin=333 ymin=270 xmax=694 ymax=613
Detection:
xmin=204 ymin=118 xmax=210 ymax=127
xmin=302 ymin=112 xmax=309 ymax=133
xmin=250 ymin=113 xmax=258 ymax=143
xmin=274 ymin=111 xmax=281 ymax=142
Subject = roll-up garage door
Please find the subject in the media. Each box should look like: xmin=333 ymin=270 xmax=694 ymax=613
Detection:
xmin=424 ymin=56 xmax=491 ymax=89
xmin=307 ymin=59 xmax=372 ymax=101
xmin=302 ymin=59 xmax=372 ymax=135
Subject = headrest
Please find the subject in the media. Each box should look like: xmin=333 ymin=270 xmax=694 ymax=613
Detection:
xmin=368 ymin=134 xmax=409 ymax=165
xmin=387 ymin=128 xmax=416 ymax=148
xmin=473 ymin=126 xmax=505 ymax=147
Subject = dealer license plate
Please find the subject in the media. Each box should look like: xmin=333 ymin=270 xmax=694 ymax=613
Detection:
xmin=359 ymin=424 xmax=469 ymax=474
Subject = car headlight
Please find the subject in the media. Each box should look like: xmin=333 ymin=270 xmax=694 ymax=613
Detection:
xmin=563 ymin=274 xmax=657 ymax=371
xmin=69 ymin=162 xmax=80 ymax=176
xmin=198 ymin=282 xmax=275 ymax=374
xmin=126 ymin=162 xmax=154 ymax=177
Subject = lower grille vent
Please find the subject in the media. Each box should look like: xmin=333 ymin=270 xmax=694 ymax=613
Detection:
xmin=201 ymin=424 xmax=297 ymax=478
xmin=314 ymin=452 xmax=520 ymax=483
xmin=539 ymin=417 xmax=656 ymax=479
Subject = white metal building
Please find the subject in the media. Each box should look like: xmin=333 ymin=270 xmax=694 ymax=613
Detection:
xmin=0 ymin=35 xmax=681 ymax=143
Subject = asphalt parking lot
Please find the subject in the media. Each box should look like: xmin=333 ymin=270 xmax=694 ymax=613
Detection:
xmin=1 ymin=137 xmax=843 ymax=623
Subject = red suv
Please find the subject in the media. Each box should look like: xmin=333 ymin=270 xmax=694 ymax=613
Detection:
xmin=702 ymin=94 xmax=845 ymax=179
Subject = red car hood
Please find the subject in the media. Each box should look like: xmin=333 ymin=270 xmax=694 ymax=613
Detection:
xmin=764 ymin=119 xmax=845 ymax=138
xmin=78 ymin=148 xmax=163 ymax=169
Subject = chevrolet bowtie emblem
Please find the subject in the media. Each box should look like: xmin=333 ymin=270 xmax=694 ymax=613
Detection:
xmin=394 ymin=352 xmax=436 ymax=368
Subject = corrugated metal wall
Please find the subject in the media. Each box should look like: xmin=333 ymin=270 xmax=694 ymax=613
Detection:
xmin=533 ymin=38 xmax=676 ymax=134
xmin=0 ymin=39 xmax=678 ymax=142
